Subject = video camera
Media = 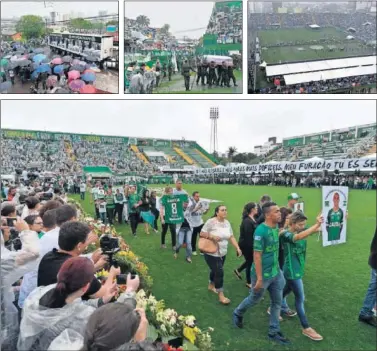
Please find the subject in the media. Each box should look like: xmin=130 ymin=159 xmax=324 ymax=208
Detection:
xmin=99 ymin=233 xmax=120 ymax=254
xmin=2 ymin=218 xmax=22 ymax=250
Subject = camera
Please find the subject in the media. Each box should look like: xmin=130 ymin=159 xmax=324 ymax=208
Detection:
xmin=99 ymin=234 xmax=120 ymax=255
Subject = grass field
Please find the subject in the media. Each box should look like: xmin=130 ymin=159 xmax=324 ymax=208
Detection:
xmin=258 ymin=28 xmax=376 ymax=64
xmin=73 ymin=185 xmax=376 ymax=351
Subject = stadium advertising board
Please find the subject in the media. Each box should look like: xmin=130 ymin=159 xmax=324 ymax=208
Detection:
xmin=283 ymin=137 xmax=304 ymax=147
xmin=305 ymin=133 xmax=330 ymax=144
xmin=194 ymin=158 xmax=376 ymax=174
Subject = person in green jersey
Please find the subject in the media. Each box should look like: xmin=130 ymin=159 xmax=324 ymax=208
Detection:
xmin=105 ymin=187 xmax=115 ymax=226
xmin=233 ymin=202 xmax=291 ymax=345
xmin=281 ymin=212 xmax=323 ymax=341
xmin=126 ymin=185 xmax=141 ymax=237
xmin=325 ymin=192 xmax=344 ymax=242
xmin=160 ymin=187 xmax=185 ymax=250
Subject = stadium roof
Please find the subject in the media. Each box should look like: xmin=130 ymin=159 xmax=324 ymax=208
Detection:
xmin=265 ymin=56 xmax=376 ymax=77
xmin=283 ymin=65 xmax=376 ymax=85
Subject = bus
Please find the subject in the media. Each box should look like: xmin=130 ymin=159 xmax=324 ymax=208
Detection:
xmin=47 ymin=32 xmax=115 ymax=65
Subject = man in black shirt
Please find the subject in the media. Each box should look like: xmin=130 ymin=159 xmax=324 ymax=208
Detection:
xmin=38 ymin=221 xmax=119 ymax=300
xmin=358 ymin=228 xmax=377 ymax=327
xmin=256 ymin=194 xmax=272 ymax=224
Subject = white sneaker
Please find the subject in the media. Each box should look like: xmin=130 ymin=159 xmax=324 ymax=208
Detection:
xmin=192 ymin=252 xmax=198 ymax=256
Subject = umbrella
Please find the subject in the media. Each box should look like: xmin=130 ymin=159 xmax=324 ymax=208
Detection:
xmin=33 ymin=54 xmax=47 ymax=63
xmin=62 ymin=56 xmax=73 ymax=63
xmin=70 ymin=65 xmax=85 ymax=73
xmin=0 ymin=81 xmax=12 ymax=93
xmin=79 ymin=85 xmax=97 ymax=94
xmin=34 ymin=48 xmax=44 ymax=54
xmin=41 ymin=58 xmax=50 ymax=64
xmin=68 ymin=70 xmax=81 ymax=81
xmin=81 ymin=72 xmax=96 ymax=82
xmin=85 ymin=56 xmax=98 ymax=62
xmin=69 ymin=79 xmax=85 ymax=91
xmin=31 ymin=62 xmax=40 ymax=71
xmin=17 ymin=59 xmax=32 ymax=67
xmin=78 ymin=60 xmax=87 ymax=66
xmin=52 ymin=55 xmax=61 ymax=59
xmin=63 ymin=63 xmax=70 ymax=70
xmin=35 ymin=64 xmax=51 ymax=74
xmin=31 ymin=71 xmax=39 ymax=80
xmin=0 ymin=58 xmax=8 ymax=67
xmin=46 ymin=75 xmax=58 ymax=87
xmin=51 ymin=57 xmax=63 ymax=65
xmin=53 ymin=65 xmax=65 ymax=74
xmin=83 ymin=69 xmax=96 ymax=74
xmin=72 ymin=59 xmax=81 ymax=65
xmin=28 ymin=53 xmax=36 ymax=59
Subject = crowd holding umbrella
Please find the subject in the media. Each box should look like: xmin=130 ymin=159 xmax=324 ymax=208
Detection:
xmin=1 ymin=42 xmax=101 ymax=94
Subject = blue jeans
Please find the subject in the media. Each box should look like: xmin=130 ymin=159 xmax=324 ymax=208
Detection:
xmin=283 ymin=278 xmax=310 ymax=329
xmin=360 ymin=268 xmax=377 ymax=317
xmin=234 ymin=270 xmax=285 ymax=335
xmin=176 ymin=228 xmax=192 ymax=258
xmin=99 ymin=212 xmax=107 ymax=224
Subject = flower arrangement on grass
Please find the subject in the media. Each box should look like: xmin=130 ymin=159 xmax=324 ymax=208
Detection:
xmin=68 ymin=198 xmax=213 ymax=351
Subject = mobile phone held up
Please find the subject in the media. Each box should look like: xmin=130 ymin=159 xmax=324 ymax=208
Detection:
xmin=116 ymin=272 xmax=137 ymax=285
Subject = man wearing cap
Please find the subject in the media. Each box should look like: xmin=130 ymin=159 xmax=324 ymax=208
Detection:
xmin=287 ymin=193 xmax=301 ymax=210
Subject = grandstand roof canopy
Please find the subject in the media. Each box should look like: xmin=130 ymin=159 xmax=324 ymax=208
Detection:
xmin=265 ymin=56 xmax=376 ymax=77
xmin=283 ymin=65 xmax=376 ymax=85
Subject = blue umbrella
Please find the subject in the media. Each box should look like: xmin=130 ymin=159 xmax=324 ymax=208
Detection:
xmin=33 ymin=54 xmax=47 ymax=63
xmin=0 ymin=81 xmax=12 ymax=93
xmin=81 ymin=72 xmax=96 ymax=82
xmin=53 ymin=65 xmax=64 ymax=74
xmin=35 ymin=64 xmax=51 ymax=74
xmin=31 ymin=71 xmax=39 ymax=80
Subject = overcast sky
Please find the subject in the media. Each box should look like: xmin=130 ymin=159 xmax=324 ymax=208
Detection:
xmin=1 ymin=1 xmax=118 ymax=19
xmin=1 ymin=100 xmax=375 ymax=153
xmin=125 ymin=2 xmax=214 ymax=38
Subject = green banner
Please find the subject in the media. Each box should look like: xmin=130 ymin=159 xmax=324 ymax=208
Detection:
xmin=215 ymin=1 xmax=242 ymax=10
xmin=305 ymin=133 xmax=330 ymax=144
xmin=283 ymin=137 xmax=304 ymax=147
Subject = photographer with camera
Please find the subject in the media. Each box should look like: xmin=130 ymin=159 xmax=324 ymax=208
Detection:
xmin=38 ymin=221 xmax=120 ymax=302
xmin=1 ymin=218 xmax=40 ymax=351
xmin=1 ymin=203 xmax=22 ymax=251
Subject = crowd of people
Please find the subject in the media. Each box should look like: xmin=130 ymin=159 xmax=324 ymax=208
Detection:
xmin=1 ymin=176 xmax=376 ymax=350
xmin=206 ymin=2 xmax=243 ymax=45
xmin=249 ymin=12 xmax=376 ymax=43
xmin=0 ymin=40 xmax=103 ymax=94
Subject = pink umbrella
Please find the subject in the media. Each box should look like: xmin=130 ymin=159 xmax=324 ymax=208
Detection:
xmin=51 ymin=57 xmax=63 ymax=65
xmin=72 ymin=59 xmax=81 ymax=65
xmin=69 ymin=79 xmax=86 ymax=91
xmin=46 ymin=75 xmax=58 ymax=88
xmin=68 ymin=70 xmax=81 ymax=82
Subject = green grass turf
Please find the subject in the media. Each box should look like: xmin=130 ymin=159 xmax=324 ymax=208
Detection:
xmin=257 ymin=28 xmax=376 ymax=64
xmin=73 ymin=185 xmax=376 ymax=350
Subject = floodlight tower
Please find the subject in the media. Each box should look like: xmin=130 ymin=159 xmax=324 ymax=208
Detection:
xmin=209 ymin=107 xmax=219 ymax=154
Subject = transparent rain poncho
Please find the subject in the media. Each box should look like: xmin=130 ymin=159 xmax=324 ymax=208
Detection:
xmin=1 ymin=230 xmax=40 ymax=351
xmin=17 ymin=284 xmax=98 ymax=351
xmin=46 ymin=291 xmax=137 ymax=351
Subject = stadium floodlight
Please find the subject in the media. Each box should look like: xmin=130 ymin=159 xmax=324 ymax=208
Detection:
xmin=209 ymin=107 xmax=219 ymax=154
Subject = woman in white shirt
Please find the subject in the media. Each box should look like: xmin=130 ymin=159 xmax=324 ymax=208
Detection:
xmin=200 ymin=205 xmax=242 ymax=305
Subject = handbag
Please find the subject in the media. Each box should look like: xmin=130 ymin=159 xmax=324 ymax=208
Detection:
xmin=198 ymin=235 xmax=219 ymax=254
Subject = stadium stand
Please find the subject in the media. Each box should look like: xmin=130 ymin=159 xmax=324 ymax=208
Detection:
xmin=266 ymin=123 xmax=376 ymax=162
xmin=0 ymin=129 xmax=217 ymax=174
xmin=248 ymin=12 xmax=377 ymax=93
